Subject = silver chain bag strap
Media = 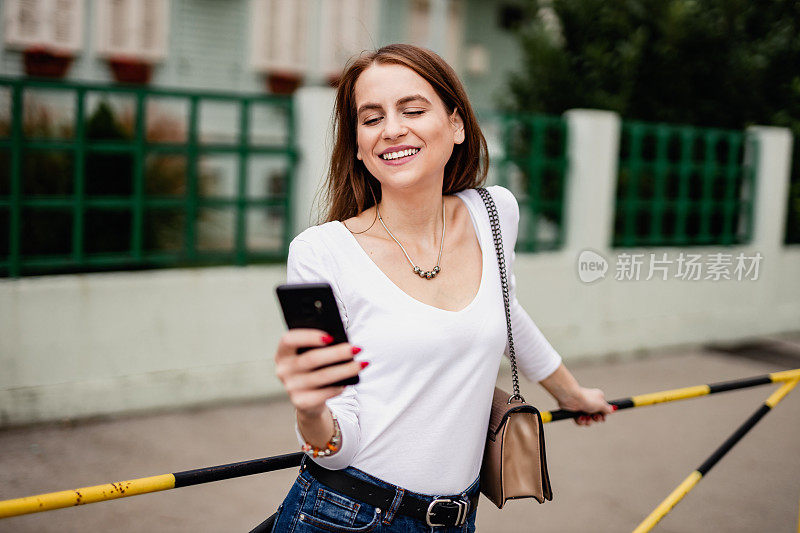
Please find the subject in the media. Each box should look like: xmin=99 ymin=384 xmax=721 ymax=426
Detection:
xmin=475 ymin=187 xmax=553 ymax=509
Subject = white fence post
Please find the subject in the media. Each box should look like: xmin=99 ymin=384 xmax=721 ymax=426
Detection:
xmin=562 ymin=109 xmax=621 ymax=253
xmin=746 ymin=126 xmax=793 ymax=252
xmin=292 ymin=86 xmax=337 ymax=237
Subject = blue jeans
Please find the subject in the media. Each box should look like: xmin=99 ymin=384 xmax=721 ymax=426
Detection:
xmin=271 ymin=456 xmax=479 ymax=532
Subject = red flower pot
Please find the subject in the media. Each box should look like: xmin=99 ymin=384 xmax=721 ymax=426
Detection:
xmin=23 ymin=47 xmax=73 ymax=78
xmin=108 ymin=57 xmax=152 ymax=84
xmin=267 ymin=71 xmax=303 ymax=95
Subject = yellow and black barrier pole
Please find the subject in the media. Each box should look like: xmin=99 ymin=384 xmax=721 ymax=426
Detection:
xmin=0 ymin=453 xmax=303 ymax=519
xmin=543 ymin=367 xmax=800 ymax=423
xmin=0 ymin=368 xmax=798 ymax=520
xmin=632 ymin=377 xmax=799 ymax=533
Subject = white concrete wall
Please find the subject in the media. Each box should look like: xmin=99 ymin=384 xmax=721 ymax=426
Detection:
xmin=1 ymin=102 xmax=797 ymax=426
xmin=513 ymin=246 xmax=800 ymax=358
xmin=0 ymin=267 xmax=287 ymax=426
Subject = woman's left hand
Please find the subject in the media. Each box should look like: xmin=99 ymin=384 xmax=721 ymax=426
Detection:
xmin=539 ymin=364 xmax=616 ymax=427
xmin=556 ymin=386 xmax=615 ymax=427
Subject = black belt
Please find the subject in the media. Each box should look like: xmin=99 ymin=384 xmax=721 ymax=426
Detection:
xmin=302 ymin=458 xmax=478 ymax=527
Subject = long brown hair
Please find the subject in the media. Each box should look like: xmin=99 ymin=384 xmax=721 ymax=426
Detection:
xmin=321 ymin=44 xmax=488 ymax=223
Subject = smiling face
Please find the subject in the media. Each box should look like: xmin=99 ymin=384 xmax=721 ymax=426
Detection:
xmin=354 ymin=63 xmax=465 ymax=193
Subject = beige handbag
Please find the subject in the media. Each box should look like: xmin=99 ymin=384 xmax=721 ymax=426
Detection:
xmin=476 ymin=187 xmax=553 ymax=509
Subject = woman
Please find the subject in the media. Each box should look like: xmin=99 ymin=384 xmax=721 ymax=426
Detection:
xmin=271 ymin=44 xmax=613 ymax=532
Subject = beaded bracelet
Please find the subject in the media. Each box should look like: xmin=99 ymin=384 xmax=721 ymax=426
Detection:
xmin=301 ymin=410 xmax=341 ymax=458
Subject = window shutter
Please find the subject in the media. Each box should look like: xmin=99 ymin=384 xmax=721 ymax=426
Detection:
xmin=273 ymin=0 xmax=293 ymax=70
xmin=5 ymin=0 xmax=84 ymax=51
xmin=50 ymin=0 xmax=83 ymax=53
xmin=340 ymin=0 xmax=358 ymax=54
xmin=95 ymin=0 xmax=130 ymax=55
xmin=138 ymin=0 xmax=168 ymax=60
xmin=320 ymin=0 xmax=376 ymax=77
xmin=318 ymin=0 xmax=339 ymax=75
xmin=110 ymin=0 xmax=130 ymax=51
xmin=250 ymin=0 xmax=309 ymax=74
xmin=5 ymin=0 xmax=45 ymax=47
xmin=95 ymin=0 xmax=166 ymax=60
xmin=354 ymin=0 xmax=375 ymax=56
xmin=273 ymin=0 xmax=307 ymax=72
xmin=290 ymin=0 xmax=309 ymax=69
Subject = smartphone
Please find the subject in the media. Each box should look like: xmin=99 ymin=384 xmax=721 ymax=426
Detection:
xmin=275 ymin=282 xmax=359 ymax=387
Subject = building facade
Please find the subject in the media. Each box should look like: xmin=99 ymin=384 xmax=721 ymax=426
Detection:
xmin=1 ymin=0 xmax=527 ymax=111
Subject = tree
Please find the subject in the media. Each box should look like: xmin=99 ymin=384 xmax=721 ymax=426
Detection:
xmin=508 ymin=0 xmax=800 ymax=243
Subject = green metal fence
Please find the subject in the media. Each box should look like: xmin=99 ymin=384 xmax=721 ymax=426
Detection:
xmin=0 ymin=77 xmax=296 ymax=278
xmin=614 ymin=121 xmax=757 ymax=247
xmin=487 ymin=112 xmax=569 ymax=252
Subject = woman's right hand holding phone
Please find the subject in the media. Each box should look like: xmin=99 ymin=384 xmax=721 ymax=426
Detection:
xmin=274 ymin=328 xmax=366 ymax=419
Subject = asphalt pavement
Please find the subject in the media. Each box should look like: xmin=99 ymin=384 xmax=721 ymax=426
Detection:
xmin=1 ymin=333 xmax=799 ymax=532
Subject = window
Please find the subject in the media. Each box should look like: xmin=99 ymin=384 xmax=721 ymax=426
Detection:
xmin=319 ymin=0 xmax=377 ymax=78
xmin=4 ymin=0 xmax=84 ymax=53
xmin=250 ymin=0 xmax=311 ymax=74
xmin=95 ymin=0 xmax=169 ymax=61
xmin=407 ymin=0 xmax=462 ymax=69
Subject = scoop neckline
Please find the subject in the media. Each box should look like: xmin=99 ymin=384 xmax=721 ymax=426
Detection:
xmin=335 ymin=189 xmax=487 ymax=315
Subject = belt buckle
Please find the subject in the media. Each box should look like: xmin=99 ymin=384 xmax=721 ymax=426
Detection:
xmin=425 ymin=497 xmax=469 ymax=527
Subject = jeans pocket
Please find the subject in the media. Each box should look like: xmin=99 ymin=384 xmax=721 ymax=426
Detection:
xmin=312 ymin=487 xmax=361 ymax=527
xmin=298 ymin=486 xmax=380 ymax=532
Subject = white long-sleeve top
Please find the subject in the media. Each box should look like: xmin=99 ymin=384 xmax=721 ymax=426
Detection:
xmin=287 ymin=185 xmax=561 ymax=495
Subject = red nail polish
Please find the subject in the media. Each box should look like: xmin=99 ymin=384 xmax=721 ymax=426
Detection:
xmin=612 ymin=405 xmax=618 ymax=411
xmin=351 ymin=346 xmax=362 ymax=355
xmin=360 ymin=361 xmax=370 ymax=369
xmin=322 ymin=334 xmax=333 ymax=344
